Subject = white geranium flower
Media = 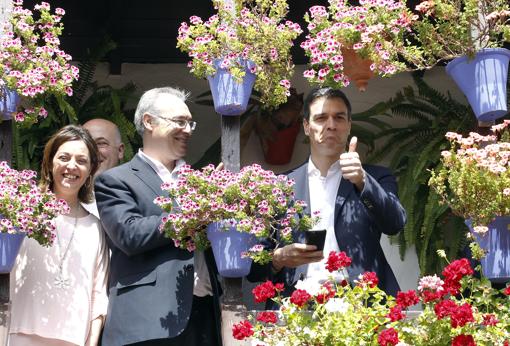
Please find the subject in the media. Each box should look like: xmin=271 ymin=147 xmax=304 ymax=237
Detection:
xmin=302 ymin=326 xmax=316 ymax=338
xmin=324 ymin=298 xmax=349 ymax=313
xmin=295 ymin=279 xmax=322 ymax=296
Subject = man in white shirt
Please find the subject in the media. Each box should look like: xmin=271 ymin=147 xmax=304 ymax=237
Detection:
xmin=95 ymin=87 xmax=222 ymax=345
xmin=249 ymin=87 xmax=406 ymax=301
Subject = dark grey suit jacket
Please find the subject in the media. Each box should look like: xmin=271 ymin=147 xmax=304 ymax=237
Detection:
xmin=95 ymin=154 xmax=221 ymax=345
xmin=249 ymin=161 xmax=406 ymax=300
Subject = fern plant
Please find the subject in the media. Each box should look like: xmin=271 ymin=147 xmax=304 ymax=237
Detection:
xmin=368 ymin=73 xmax=478 ymax=275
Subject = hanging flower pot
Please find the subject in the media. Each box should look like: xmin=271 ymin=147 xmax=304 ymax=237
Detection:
xmin=0 ymin=233 xmax=25 ymax=273
xmin=445 ymin=48 xmax=510 ymax=122
xmin=207 ymin=59 xmax=256 ymax=116
xmin=465 ymin=216 xmax=510 ymax=283
xmin=206 ymin=221 xmax=256 ymax=278
xmin=340 ymin=47 xmax=374 ymax=92
xmin=0 ymin=87 xmax=20 ymax=121
xmin=260 ymin=120 xmax=300 ymax=165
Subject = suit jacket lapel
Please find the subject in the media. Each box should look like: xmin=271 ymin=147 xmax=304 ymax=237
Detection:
xmin=130 ymin=155 xmax=164 ymax=197
xmin=289 ymin=163 xmax=311 ymax=284
xmin=292 ymin=164 xmax=310 ymax=243
xmin=334 ymin=178 xmax=354 ymax=228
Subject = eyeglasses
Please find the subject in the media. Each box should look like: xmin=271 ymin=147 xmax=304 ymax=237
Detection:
xmin=150 ymin=114 xmax=197 ymax=131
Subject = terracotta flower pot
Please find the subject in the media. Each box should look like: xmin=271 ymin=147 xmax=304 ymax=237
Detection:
xmin=260 ymin=121 xmax=300 ymax=165
xmin=341 ymin=47 xmax=374 ymax=92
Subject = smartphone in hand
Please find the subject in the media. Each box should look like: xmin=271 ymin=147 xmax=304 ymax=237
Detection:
xmin=304 ymin=230 xmax=326 ymax=251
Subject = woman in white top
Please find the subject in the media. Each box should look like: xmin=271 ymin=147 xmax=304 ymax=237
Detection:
xmin=9 ymin=125 xmax=109 ymax=346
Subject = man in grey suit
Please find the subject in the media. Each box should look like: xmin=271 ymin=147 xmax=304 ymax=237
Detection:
xmin=249 ymin=87 xmax=406 ymax=300
xmin=95 ymin=87 xmax=222 ymax=345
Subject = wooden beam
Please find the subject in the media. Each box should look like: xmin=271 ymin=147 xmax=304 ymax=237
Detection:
xmin=0 ymin=120 xmax=11 ymax=163
xmin=221 ymin=116 xmax=240 ymax=172
xmin=220 ymin=115 xmax=250 ymax=346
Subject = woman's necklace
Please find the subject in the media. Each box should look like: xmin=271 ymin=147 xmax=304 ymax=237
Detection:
xmin=54 ymin=205 xmax=80 ymax=289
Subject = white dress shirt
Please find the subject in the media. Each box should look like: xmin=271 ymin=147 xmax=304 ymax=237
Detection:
xmin=302 ymin=158 xmax=347 ymax=284
xmin=138 ymin=149 xmax=213 ymax=297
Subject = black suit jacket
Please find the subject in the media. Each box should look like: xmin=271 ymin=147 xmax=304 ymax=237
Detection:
xmin=249 ymin=162 xmax=406 ymax=300
xmin=95 ymin=155 xmax=221 ymax=345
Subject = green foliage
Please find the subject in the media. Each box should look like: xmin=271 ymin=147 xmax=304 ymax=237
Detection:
xmin=368 ymin=73 xmax=478 ymax=275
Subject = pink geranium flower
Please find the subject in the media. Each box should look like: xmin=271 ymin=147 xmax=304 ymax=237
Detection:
xmin=0 ymin=161 xmax=68 ymax=246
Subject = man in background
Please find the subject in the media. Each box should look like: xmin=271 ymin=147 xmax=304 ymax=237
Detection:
xmin=83 ymin=118 xmax=125 ymax=177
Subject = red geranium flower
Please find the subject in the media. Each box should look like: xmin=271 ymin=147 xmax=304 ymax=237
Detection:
xmin=377 ymin=327 xmax=399 ymax=346
xmin=450 ymin=303 xmax=474 ymax=328
xmin=387 ymin=305 xmax=405 ymax=322
xmin=434 ymin=299 xmax=457 ymax=319
xmin=290 ymin=289 xmax=311 ymax=307
xmin=504 ymin=285 xmax=510 ymax=296
xmin=482 ymin=314 xmax=499 ymax=326
xmin=358 ymin=271 xmax=379 ymax=288
xmin=325 ymin=251 xmax=352 ymax=272
xmin=396 ymin=290 xmax=420 ymax=308
xmin=452 ymin=334 xmax=475 ymax=346
xmin=256 ymin=311 xmax=278 ymax=324
xmin=315 ymin=281 xmax=336 ymax=304
xmin=252 ymin=280 xmax=284 ymax=303
xmin=232 ymin=320 xmax=254 ymax=340
xmin=442 ymin=258 xmax=473 ymax=295
xmin=421 ymin=289 xmax=443 ymax=303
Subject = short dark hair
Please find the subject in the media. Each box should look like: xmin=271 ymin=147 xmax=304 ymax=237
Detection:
xmin=39 ymin=125 xmax=99 ymax=203
xmin=303 ymin=87 xmax=352 ymax=121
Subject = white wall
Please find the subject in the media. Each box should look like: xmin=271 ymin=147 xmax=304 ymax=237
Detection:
xmin=93 ymin=62 xmax=469 ymax=293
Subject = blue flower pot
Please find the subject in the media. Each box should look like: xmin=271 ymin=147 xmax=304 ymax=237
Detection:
xmin=207 ymin=221 xmax=256 ymax=278
xmin=0 ymin=87 xmax=20 ymax=120
xmin=446 ymin=48 xmax=510 ymax=122
xmin=465 ymin=216 xmax=510 ymax=283
xmin=0 ymin=233 xmax=25 ymax=273
xmin=207 ymin=59 xmax=256 ymax=116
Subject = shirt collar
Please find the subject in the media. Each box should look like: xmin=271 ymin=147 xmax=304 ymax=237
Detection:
xmin=307 ymin=157 xmax=341 ymax=178
xmin=137 ymin=148 xmax=185 ymax=177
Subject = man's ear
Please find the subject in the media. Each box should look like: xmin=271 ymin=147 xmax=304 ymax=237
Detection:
xmin=117 ymin=143 xmax=125 ymax=161
xmin=143 ymin=113 xmax=153 ymax=131
xmin=303 ymin=118 xmax=310 ymax=136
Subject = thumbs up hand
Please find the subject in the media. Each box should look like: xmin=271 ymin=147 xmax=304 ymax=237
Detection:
xmin=339 ymin=136 xmax=365 ymax=191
